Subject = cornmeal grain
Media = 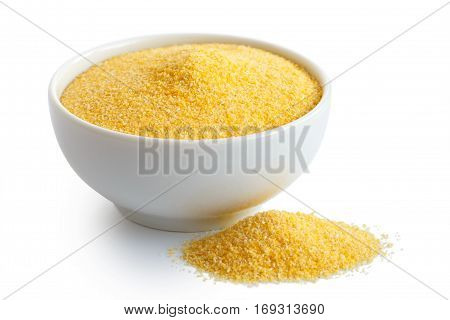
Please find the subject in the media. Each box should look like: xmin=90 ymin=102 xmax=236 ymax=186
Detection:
xmin=182 ymin=210 xmax=381 ymax=283
xmin=60 ymin=44 xmax=322 ymax=139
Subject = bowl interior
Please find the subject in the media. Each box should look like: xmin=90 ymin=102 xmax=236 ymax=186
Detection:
xmin=49 ymin=34 xmax=329 ymax=142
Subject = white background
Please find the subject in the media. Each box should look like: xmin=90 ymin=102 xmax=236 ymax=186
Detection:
xmin=0 ymin=0 xmax=449 ymax=318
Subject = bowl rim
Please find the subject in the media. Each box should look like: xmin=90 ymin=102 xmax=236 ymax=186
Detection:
xmin=48 ymin=33 xmax=330 ymax=144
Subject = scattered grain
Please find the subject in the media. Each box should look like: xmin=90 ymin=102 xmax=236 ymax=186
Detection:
xmin=182 ymin=210 xmax=382 ymax=283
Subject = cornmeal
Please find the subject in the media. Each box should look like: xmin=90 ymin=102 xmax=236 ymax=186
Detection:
xmin=182 ymin=210 xmax=382 ymax=283
xmin=60 ymin=44 xmax=322 ymax=139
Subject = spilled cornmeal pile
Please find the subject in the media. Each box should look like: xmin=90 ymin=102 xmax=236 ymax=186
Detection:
xmin=182 ymin=210 xmax=382 ymax=283
xmin=60 ymin=44 xmax=322 ymax=139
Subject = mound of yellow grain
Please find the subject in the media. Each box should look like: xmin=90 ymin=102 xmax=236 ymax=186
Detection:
xmin=60 ymin=44 xmax=322 ymax=139
xmin=182 ymin=210 xmax=381 ymax=283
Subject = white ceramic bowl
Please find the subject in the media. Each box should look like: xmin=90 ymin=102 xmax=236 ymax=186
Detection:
xmin=49 ymin=34 xmax=330 ymax=232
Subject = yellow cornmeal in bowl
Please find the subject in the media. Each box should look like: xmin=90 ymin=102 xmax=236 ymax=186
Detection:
xmin=60 ymin=43 xmax=322 ymax=139
xmin=182 ymin=210 xmax=382 ymax=283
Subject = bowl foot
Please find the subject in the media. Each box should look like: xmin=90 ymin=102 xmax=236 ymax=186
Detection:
xmin=114 ymin=204 xmax=261 ymax=232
